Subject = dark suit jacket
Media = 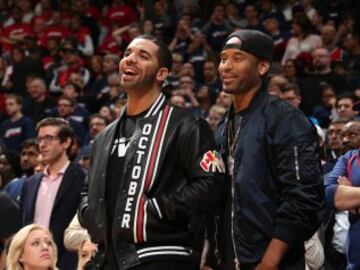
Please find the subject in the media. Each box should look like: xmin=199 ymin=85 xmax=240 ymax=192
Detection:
xmin=21 ymin=163 xmax=86 ymax=270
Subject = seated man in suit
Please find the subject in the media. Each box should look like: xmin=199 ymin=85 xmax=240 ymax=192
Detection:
xmin=20 ymin=117 xmax=86 ymax=270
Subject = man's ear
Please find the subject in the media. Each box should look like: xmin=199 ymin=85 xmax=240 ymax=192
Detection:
xmin=156 ymin=67 xmax=169 ymax=82
xmin=63 ymin=137 xmax=72 ymax=150
xmin=258 ymin=60 xmax=270 ymax=76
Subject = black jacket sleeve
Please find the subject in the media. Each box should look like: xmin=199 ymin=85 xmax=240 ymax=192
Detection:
xmin=271 ymin=110 xmax=325 ymax=247
xmin=154 ymin=118 xmax=228 ymax=221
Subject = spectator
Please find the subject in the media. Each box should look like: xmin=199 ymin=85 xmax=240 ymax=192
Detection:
xmin=336 ymin=93 xmax=358 ymax=120
xmin=323 ymin=118 xmax=348 ymax=174
xmin=325 ymin=129 xmax=360 ymax=269
xmin=170 ymin=94 xmax=186 ymax=108
xmin=0 ymin=150 xmax=22 ymax=190
xmin=23 ymin=77 xmax=56 ymax=125
xmin=53 ymin=96 xmax=86 ymax=146
xmin=243 ymin=4 xmax=263 ymax=31
xmin=267 ymin=74 xmax=288 ymax=96
xmin=321 ymin=25 xmax=347 ymax=62
xmin=281 ymin=13 xmax=322 ymax=65
xmin=206 ymin=104 xmax=226 ymax=132
xmin=202 ymin=3 xmax=233 ymax=52
xmin=4 ymin=139 xmax=39 ymax=202
xmin=98 ymin=105 xmax=116 ymax=123
xmin=64 ymin=215 xmax=90 ymax=252
xmin=6 ymin=224 xmax=58 ymax=270
xmin=168 ymin=18 xmax=193 ymax=57
xmin=263 ymin=16 xmax=290 ymax=63
xmin=215 ymin=90 xmax=232 ymax=109
xmin=187 ymin=30 xmax=212 ymax=81
xmin=77 ymin=239 xmax=97 ymax=270
xmin=202 ymin=59 xmax=222 ymax=93
xmin=312 ymin=83 xmax=337 ymax=128
xmin=341 ymin=120 xmax=360 ymax=153
xmin=68 ymin=14 xmax=94 ymax=57
xmin=20 ymin=117 xmax=86 ymax=269
xmin=343 ymin=32 xmax=360 ymax=90
xmin=1 ymin=47 xmax=25 ymax=92
xmin=282 ymin=59 xmax=304 ymax=84
xmin=0 ymin=94 xmax=36 ymax=152
xmin=165 ymin=53 xmax=183 ymax=90
xmin=49 ymin=38 xmax=90 ymax=96
xmin=280 ymin=83 xmax=302 ymax=108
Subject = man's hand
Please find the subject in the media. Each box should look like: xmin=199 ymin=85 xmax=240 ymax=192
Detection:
xmin=338 ymin=176 xmax=351 ymax=186
xmin=255 ymin=262 xmax=278 ymax=270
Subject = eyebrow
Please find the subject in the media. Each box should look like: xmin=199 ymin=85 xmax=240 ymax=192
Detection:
xmin=125 ymin=48 xmax=152 ymax=58
xmin=221 ymin=51 xmax=246 ymax=58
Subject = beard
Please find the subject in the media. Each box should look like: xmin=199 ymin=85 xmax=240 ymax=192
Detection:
xmin=120 ymin=68 xmax=158 ymax=92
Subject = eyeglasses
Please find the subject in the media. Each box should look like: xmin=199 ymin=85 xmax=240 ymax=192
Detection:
xmin=37 ymin=135 xmax=60 ymax=144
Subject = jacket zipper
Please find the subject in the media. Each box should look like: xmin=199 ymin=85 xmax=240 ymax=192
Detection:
xmin=293 ymin=145 xmax=300 ymax=181
xmin=229 ymin=116 xmax=242 ymax=270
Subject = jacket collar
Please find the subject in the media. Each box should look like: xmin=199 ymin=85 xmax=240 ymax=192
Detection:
xmin=118 ymin=93 xmax=166 ymax=120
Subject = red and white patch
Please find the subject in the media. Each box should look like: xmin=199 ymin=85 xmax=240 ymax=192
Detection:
xmin=200 ymin=150 xmax=225 ymax=173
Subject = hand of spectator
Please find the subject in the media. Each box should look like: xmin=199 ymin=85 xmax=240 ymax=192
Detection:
xmin=337 ymin=176 xmax=351 ymax=186
xmin=255 ymin=262 xmax=278 ymax=270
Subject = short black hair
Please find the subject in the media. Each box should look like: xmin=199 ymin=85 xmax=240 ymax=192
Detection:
xmin=21 ymin=139 xmax=39 ymax=151
xmin=336 ymin=92 xmax=357 ymax=107
xmin=133 ymin=34 xmax=172 ymax=71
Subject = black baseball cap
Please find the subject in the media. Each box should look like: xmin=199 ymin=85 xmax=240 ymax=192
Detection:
xmin=222 ymin=30 xmax=274 ymax=61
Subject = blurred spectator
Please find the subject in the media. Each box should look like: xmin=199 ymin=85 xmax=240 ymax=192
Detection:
xmin=165 ymin=53 xmax=183 ymax=90
xmin=301 ymin=47 xmax=348 ymax=115
xmin=1 ymin=6 xmax=33 ymax=54
xmin=178 ymin=61 xmax=195 ymax=78
xmin=215 ymin=90 xmax=232 ymax=109
xmin=81 ymin=113 xmax=108 ymax=152
xmin=69 ymin=14 xmax=94 ymax=57
xmin=263 ymin=16 xmax=290 ymax=63
xmin=4 ymin=139 xmax=39 ymax=202
xmin=224 ymin=2 xmax=244 ymax=29
xmin=202 ymin=3 xmax=233 ymax=52
xmin=49 ymin=38 xmax=90 ymax=96
xmin=280 ymin=83 xmax=302 ymax=109
xmin=77 ymin=239 xmax=97 ymax=270
xmin=1 ymin=47 xmax=25 ymax=91
xmin=267 ymin=74 xmax=288 ymax=96
xmin=187 ymin=31 xmax=212 ymax=81
xmin=202 ymin=59 xmax=222 ymax=93
xmin=20 ymin=117 xmax=86 ymax=269
xmin=336 ymin=93 xmax=358 ymax=120
xmin=343 ymin=32 xmax=360 ymax=90
xmin=282 ymin=59 xmax=304 ymax=84
xmin=0 ymin=150 xmax=22 ymax=190
xmin=23 ymin=77 xmax=56 ymax=125
xmin=281 ymin=13 xmax=322 ymax=65
xmin=258 ymin=0 xmax=286 ymax=28
xmin=312 ymin=83 xmax=337 ymax=128
xmin=0 ymin=94 xmax=35 ymax=152
xmin=53 ymin=96 xmax=86 ymax=146
xmin=169 ymin=18 xmax=193 ymax=57
xmin=321 ymin=25 xmax=347 ymax=62
xmin=40 ymin=11 xmax=71 ymax=48
xmin=243 ymin=3 xmax=263 ymax=31
xmin=206 ymin=104 xmax=226 ymax=132
xmin=170 ymin=94 xmax=186 ymax=108
xmin=142 ymin=19 xmax=155 ymax=36
xmin=6 ymin=224 xmax=58 ymax=270
xmin=98 ymin=105 xmax=116 ymax=123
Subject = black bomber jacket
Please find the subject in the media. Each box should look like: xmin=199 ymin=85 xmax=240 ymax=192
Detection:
xmin=78 ymin=93 xmax=227 ymax=269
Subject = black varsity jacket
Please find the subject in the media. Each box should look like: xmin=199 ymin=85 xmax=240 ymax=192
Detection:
xmin=78 ymin=93 xmax=227 ymax=269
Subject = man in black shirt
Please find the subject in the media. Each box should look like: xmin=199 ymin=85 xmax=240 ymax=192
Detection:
xmin=78 ymin=34 xmax=226 ymax=270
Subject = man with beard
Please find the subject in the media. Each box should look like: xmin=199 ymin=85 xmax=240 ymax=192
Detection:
xmin=4 ymin=139 xmax=40 ymax=202
xmin=211 ymin=30 xmax=324 ymax=270
xmin=78 ymin=34 xmax=227 ymax=270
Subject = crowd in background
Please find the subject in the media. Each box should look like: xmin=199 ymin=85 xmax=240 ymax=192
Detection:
xmin=1 ymin=0 xmax=360 ymax=269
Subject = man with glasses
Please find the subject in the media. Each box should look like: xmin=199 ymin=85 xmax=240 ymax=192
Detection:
xmin=20 ymin=117 xmax=86 ymax=270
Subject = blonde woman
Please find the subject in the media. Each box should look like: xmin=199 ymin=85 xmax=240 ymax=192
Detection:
xmin=7 ymin=224 xmax=58 ymax=270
